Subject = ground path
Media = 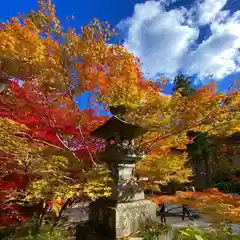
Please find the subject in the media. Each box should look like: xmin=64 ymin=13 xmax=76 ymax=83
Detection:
xmin=157 ymin=216 xmax=240 ymax=234
xmin=160 ymin=216 xmax=208 ymax=229
xmin=62 ymin=202 xmax=240 ymax=236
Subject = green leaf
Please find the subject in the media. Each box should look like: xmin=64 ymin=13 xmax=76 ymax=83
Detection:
xmin=195 ymin=234 xmax=204 ymax=240
xmin=179 ymin=230 xmax=191 ymax=236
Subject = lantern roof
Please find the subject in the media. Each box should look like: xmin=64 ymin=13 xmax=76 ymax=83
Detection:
xmin=90 ymin=105 xmax=147 ymax=140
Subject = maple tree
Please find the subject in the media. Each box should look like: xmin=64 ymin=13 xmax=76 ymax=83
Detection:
xmin=131 ymin=81 xmax=239 ymax=186
xmin=172 ymin=75 xmax=240 ymax=187
xmin=0 ymin=0 xmax=146 ymax=226
xmin=0 ymin=1 xmax=164 ymax=220
xmin=0 ymin=0 xmax=239 ymax=229
xmin=0 ymin=80 xmax=112 ymax=227
xmin=136 ymin=148 xmax=191 ymax=186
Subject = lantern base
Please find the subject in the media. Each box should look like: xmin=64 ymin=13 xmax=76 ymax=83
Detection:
xmin=89 ymin=199 xmax=156 ymax=239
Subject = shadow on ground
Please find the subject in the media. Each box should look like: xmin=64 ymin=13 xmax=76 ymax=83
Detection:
xmin=76 ymin=222 xmax=113 ymax=240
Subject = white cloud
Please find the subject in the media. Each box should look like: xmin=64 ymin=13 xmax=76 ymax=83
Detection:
xmin=118 ymin=1 xmax=199 ymax=78
xmin=211 ymin=10 xmax=240 ymax=36
xmin=118 ymin=0 xmax=240 ymax=82
xmin=183 ymin=33 xmax=240 ymax=79
xmin=184 ymin=10 xmax=240 ymax=79
xmin=191 ymin=0 xmax=228 ymax=26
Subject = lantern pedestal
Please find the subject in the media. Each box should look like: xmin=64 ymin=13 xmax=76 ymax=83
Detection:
xmin=89 ymin=199 xmax=156 ymax=239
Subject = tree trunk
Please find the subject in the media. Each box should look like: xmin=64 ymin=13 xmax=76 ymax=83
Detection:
xmin=204 ymin=152 xmax=212 ymax=186
xmin=35 ymin=200 xmax=49 ymax=233
xmin=38 ymin=201 xmax=49 ymax=227
xmin=52 ymin=198 xmax=73 ymax=229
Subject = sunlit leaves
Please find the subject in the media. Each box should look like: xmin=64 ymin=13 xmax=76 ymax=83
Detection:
xmin=84 ymin=182 xmax=112 ymax=199
xmin=0 ymin=117 xmax=34 ymax=164
xmin=136 ymin=150 xmax=192 ymax=185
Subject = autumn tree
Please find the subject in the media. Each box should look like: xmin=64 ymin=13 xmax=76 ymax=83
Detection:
xmin=130 ymin=81 xmax=239 ymax=188
xmin=0 ymin=0 xmax=155 ymax=227
xmin=171 ymin=74 xmax=240 ymax=187
xmin=0 ymin=78 xmax=114 ymax=228
xmin=0 ymin=0 xmax=239 ymax=228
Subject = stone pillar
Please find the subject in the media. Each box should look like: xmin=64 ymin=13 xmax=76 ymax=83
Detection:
xmin=108 ymin=162 xmax=144 ymax=202
xmin=89 ymin=160 xmax=156 ymax=239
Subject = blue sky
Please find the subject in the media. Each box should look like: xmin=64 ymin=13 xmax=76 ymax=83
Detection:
xmin=1 ymin=0 xmax=240 ymax=95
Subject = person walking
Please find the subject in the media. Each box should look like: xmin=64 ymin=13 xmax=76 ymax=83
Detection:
xmin=158 ymin=202 xmax=166 ymax=223
xmin=182 ymin=204 xmax=192 ymax=221
xmin=182 ymin=183 xmax=194 ymax=221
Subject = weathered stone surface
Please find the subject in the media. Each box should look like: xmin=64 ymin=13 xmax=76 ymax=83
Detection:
xmin=89 ymin=199 xmax=157 ymax=239
xmin=116 ymin=200 xmax=157 ymax=238
xmin=108 ymin=162 xmax=145 ymax=202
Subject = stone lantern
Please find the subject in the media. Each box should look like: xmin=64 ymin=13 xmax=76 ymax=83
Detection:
xmin=89 ymin=106 xmax=156 ymax=239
